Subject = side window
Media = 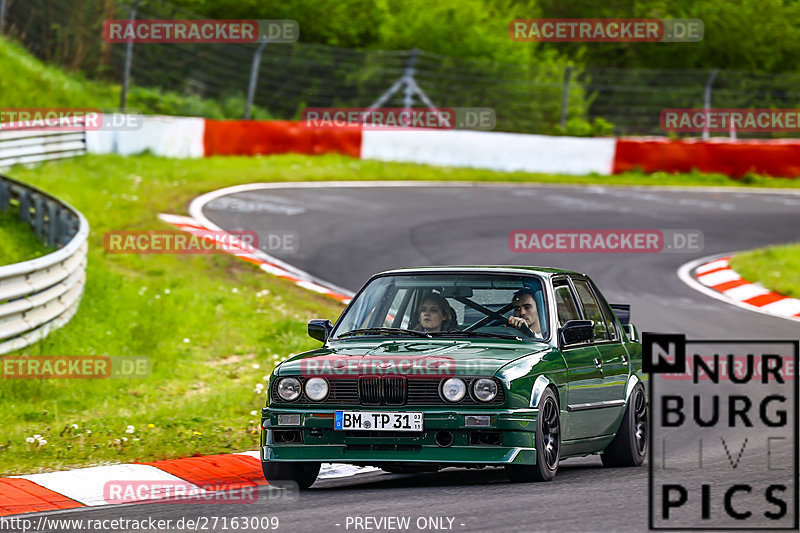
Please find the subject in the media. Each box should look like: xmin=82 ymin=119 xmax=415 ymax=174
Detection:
xmin=591 ymin=281 xmax=620 ymax=341
xmin=571 ymin=279 xmax=609 ymax=342
xmin=552 ymin=279 xmax=581 ymax=326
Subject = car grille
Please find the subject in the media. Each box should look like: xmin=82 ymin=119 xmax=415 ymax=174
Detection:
xmin=359 ymin=377 xmax=406 ymax=405
xmin=271 ymin=377 xmax=504 ymax=405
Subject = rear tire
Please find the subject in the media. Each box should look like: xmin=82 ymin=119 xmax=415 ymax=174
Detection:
xmin=262 ymin=461 xmax=320 ymax=489
xmin=602 ymin=383 xmax=647 ymax=467
xmin=505 ymin=388 xmax=560 ymax=482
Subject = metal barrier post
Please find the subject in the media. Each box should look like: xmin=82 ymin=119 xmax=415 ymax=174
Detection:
xmin=245 ymin=41 xmax=269 ymax=119
xmin=0 ymin=0 xmax=7 ymax=34
xmin=702 ymin=68 xmax=718 ymax=140
xmin=560 ymin=65 xmax=572 ymax=130
xmin=120 ymin=0 xmax=144 ymax=112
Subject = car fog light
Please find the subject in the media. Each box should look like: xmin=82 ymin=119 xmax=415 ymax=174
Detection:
xmin=278 ymin=414 xmax=301 ymax=426
xmin=473 ymin=378 xmax=498 ymax=402
xmin=277 ymin=377 xmax=301 ymax=401
xmin=465 ymin=415 xmax=491 ymax=427
xmin=305 ymin=378 xmax=329 ymax=401
xmin=441 ymin=378 xmax=467 ymax=402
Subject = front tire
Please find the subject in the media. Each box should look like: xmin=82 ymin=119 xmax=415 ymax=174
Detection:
xmin=602 ymin=383 xmax=647 ymax=467
xmin=262 ymin=461 xmax=321 ymax=489
xmin=505 ymin=388 xmax=560 ymax=482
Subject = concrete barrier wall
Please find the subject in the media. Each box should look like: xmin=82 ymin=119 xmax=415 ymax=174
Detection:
xmin=82 ymin=116 xmax=800 ymax=179
xmin=86 ymin=115 xmax=205 ymax=158
xmin=614 ymin=137 xmax=800 ymax=178
xmin=361 ymin=129 xmax=617 ymax=175
xmin=203 ymin=120 xmax=362 ymax=158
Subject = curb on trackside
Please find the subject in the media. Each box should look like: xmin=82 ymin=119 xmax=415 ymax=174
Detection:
xmin=678 ymin=254 xmax=800 ymax=323
xmin=0 ymin=453 xmax=380 ymax=517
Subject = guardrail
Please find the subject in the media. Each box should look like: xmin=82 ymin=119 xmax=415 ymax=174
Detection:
xmin=0 ymin=126 xmax=87 ymax=170
xmin=0 ymin=174 xmax=89 ymax=354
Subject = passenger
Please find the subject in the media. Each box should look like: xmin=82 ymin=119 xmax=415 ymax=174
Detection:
xmin=413 ymin=293 xmax=458 ymax=333
xmin=508 ymin=289 xmax=542 ymax=336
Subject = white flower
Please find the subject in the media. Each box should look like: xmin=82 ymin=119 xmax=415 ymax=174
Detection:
xmin=125 ymin=425 xmax=135 ymax=434
xmin=33 ymin=434 xmax=41 ymax=439
xmin=122 ymin=437 xmax=128 ymax=442
xmin=250 ymin=410 xmax=258 ymax=416
xmin=262 ymin=375 xmax=269 ymax=382
xmin=253 ymin=383 xmax=265 ymax=393
xmin=249 ymin=420 xmax=255 ymax=424
xmin=252 ymin=363 xmax=260 ymax=369
xmin=164 ymin=289 xmax=171 ymax=294
xmin=154 ymin=294 xmax=161 ymax=299
xmin=38 ymin=440 xmax=47 ymax=446
xmin=183 ymin=338 xmax=190 ymax=344
xmin=26 ymin=437 xmax=34 ymax=444
xmin=71 ymin=424 xmax=79 ymax=429
xmin=86 ymin=430 xmax=92 ymax=435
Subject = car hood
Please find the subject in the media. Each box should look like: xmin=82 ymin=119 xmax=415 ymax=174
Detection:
xmin=275 ymin=339 xmax=550 ymax=377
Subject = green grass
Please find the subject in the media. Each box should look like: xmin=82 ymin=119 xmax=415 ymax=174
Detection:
xmin=730 ymin=244 xmax=800 ymax=299
xmin=0 ymin=211 xmax=51 ymax=265
xmin=0 ymin=37 xmax=271 ymax=119
xmin=2 ymin=152 xmax=800 ymax=476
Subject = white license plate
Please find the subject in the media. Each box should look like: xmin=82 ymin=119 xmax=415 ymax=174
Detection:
xmin=334 ymin=411 xmax=423 ymax=432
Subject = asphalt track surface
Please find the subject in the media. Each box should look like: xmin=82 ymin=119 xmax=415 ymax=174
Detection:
xmin=22 ymin=184 xmax=800 ymax=532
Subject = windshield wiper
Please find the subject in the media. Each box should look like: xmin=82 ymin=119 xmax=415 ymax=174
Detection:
xmin=428 ymin=330 xmax=525 ymax=340
xmin=338 ymin=327 xmax=432 ymax=338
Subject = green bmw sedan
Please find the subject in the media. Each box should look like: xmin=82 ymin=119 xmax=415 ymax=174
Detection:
xmin=261 ymin=267 xmax=648 ymax=487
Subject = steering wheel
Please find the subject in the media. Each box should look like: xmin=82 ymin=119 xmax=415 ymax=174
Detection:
xmin=484 ymin=318 xmax=535 ymax=337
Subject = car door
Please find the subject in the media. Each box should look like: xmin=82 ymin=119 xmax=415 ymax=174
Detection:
xmin=552 ymin=277 xmax=604 ymax=444
xmin=569 ymin=276 xmax=628 ymax=436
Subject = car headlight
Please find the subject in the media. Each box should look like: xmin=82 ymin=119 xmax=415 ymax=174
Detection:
xmin=277 ymin=377 xmax=301 ymax=401
xmin=441 ymin=378 xmax=467 ymax=402
xmin=305 ymin=378 xmax=329 ymax=401
xmin=472 ymin=378 xmax=498 ymax=402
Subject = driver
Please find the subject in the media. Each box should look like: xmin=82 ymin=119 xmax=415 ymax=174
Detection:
xmin=508 ymin=289 xmax=542 ymax=336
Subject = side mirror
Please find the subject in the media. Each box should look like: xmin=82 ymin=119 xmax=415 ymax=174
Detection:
xmin=560 ymin=320 xmax=594 ymax=346
xmin=308 ymin=319 xmax=333 ymax=343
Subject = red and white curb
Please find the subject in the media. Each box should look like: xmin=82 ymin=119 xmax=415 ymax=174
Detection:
xmin=679 ymin=255 xmax=800 ymax=322
xmin=0 ymin=453 xmax=380 ymax=516
xmin=157 ymin=213 xmax=353 ymax=305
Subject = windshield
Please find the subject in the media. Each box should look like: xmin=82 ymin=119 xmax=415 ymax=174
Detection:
xmin=332 ymin=273 xmax=549 ymax=341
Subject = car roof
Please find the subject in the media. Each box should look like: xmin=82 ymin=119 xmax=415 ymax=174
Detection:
xmin=377 ymin=265 xmax=587 ymax=278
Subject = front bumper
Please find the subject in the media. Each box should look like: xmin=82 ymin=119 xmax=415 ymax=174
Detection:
xmin=261 ymin=407 xmax=539 ymax=465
